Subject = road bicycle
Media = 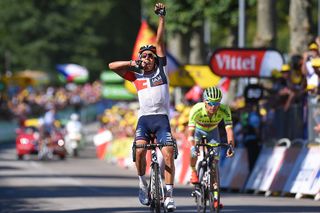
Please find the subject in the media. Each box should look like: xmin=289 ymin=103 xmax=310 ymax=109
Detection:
xmin=191 ymin=136 xmax=233 ymax=213
xmin=132 ymin=141 xmax=178 ymax=213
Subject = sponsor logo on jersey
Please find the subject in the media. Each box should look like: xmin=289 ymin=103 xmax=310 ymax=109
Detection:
xmin=134 ymin=68 xmax=168 ymax=91
xmin=196 ymin=121 xmax=216 ymax=128
xmin=150 ymin=72 xmax=167 ymax=87
xmin=151 ymin=74 xmax=164 ymax=86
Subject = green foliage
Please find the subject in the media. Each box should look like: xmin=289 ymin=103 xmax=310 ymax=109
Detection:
xmin=0 ymin=0 xmax=319 ymax=82
xmin=141 ymin=0 xmax=318 ymax=53
xmin=142 ymin=0 xmax=256 ymax=48
xmin=0 ymin=0 xmax=140 ymax=81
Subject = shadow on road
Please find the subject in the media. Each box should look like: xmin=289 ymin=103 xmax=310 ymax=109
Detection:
xmin=1 ymin=202 xmax=319 ymax=213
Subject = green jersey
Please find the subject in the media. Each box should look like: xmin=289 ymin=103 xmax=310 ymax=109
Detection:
xmin=188 ymin=102 xmax=233 ymax=132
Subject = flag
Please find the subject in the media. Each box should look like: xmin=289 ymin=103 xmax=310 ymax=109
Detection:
xmin=56 ymin=64 xmax=89 ymax=83
xmin=131 ymin=19 xmax=157 ymax=60
xmin=184 ymin=85 xmax=203 ymax=102
xmin=218 ymin=77 xmax=231 ymax=93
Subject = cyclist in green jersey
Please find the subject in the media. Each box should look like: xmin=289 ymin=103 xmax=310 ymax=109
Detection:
xmin=187 ymin=86 xmax=235 ymax=184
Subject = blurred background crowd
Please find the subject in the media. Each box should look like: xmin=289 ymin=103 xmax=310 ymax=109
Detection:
xmin=0 ymin=81 xmax=101 ymax=123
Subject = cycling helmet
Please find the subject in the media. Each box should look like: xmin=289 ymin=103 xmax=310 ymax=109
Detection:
xmin=203 ymin=86 xmax=222 ymax=102
xmin=138 ymin=45 xmax=157 ymax=57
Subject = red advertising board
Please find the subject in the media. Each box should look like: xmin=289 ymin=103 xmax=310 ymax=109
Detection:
xmin=209 ymin=48 xmax=284 ymax=77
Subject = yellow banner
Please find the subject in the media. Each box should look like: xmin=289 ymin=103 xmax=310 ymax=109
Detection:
xmin=169 ymin=69 xmax=195 ymax=87
xmin=183 ymin=65 xmax=221 ymax=88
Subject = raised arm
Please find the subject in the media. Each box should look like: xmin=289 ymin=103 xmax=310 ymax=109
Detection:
xmin=108 ymin=61 xmax=132 ymax=78
xmin=108 ymin=60 xmax=142 ymax=78
xmin=154 ymin=3 xmax=166 ymax=57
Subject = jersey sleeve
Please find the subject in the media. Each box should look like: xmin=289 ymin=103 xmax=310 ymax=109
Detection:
xmin=188 ymin=104 xmax=200 ymax=129
xmin=222 ymin=105 xmax=233 ymax=127
xmin=123 ymin=71 xmax=136 ymax=82
xmin=158 ymin=56 xmax=167 ymax=66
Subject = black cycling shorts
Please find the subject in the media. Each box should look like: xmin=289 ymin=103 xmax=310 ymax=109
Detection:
xmin=135 ymin=114 xmax=173 ymax=144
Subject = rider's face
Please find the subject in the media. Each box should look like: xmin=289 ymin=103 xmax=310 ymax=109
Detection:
xmin=205 ymin=101 xmax=220 ymax=114
xmin=140 ymin=51 xmax=156 ymax=72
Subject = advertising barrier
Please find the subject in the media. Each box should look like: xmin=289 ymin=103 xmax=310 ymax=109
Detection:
xmin=245 ymin=146 xmax=287 ymax=192
xmin=283 ymin=146 xmax=320 ymax=198
xmin=267 ymin=146 xmax=303 ymax=195
xmin=220 ymin=148 xmax=249 ymax=190
xmin=174 ymin=133 xmax=192 ymax=184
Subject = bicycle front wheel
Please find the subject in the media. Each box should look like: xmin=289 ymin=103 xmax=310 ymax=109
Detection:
xmin=196 ymin=162 xmax=207 ymax=213
xmin=209 ymin=161 xmax=220 ymax=213
xmin=150 ymin=163 xmax=161 ymax=213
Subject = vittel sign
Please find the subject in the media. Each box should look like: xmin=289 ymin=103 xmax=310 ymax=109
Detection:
xmin=209 ymin=48 xmax=284 ymax=77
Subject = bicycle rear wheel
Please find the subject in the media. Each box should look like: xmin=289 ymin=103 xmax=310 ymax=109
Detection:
xmin=209 ymin=162 xmax=220 ymax=213
xmin=150 ymin=163 xmax=161 ymax=213
xmin=196 ymin=161 xmax=207 ymax=213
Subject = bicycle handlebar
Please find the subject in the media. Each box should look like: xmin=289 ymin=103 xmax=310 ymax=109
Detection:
xmin=196 ymin=141 xmax=235 ymax=158
xmin=196 ymin=142 xmax=231 ymax=149
xmin=134 ymin=142 xmax=175 ymax=150
xmin=132 ymin=142 xmax=178 ymax=162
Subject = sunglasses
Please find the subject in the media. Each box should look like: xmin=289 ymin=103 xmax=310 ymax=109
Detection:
xmin=206 ymin=101 xmax=220 ymax=107
xmin=141 ymin=53 xmax=156 ymax=59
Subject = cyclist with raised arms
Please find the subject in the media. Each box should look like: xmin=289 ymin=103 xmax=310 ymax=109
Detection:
xmin=187 ymin=86 xmax=235 ymax=207
xmin=108 ymin=3 xmax=176 ymax=211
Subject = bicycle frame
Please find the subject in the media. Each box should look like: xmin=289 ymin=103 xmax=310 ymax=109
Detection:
xmin=192 ymin=137 xmax=230 ymax=213
xmin=133 ymin=142 xmax=176 ymax=213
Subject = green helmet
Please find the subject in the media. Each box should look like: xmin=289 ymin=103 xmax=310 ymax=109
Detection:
xmin=203 ymin=86 xmax=222 ymax=102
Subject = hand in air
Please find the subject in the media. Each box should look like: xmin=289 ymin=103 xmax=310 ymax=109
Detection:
xmin=154 ymin=3 xmax=166 ymax=16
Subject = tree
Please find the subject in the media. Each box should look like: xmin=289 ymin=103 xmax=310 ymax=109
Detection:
xmin=0 ymin=0 xmax=141 ymax=81
xmin=253 ymin=0 xmax=276 ymax=47
xmin=289 ymin=0 xmax=313 ymax=55
xmin=141 ymin=0 xmax=241 ymax=64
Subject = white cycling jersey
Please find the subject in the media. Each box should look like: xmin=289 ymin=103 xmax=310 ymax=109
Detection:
xmin=124 ymin=57 xmax=170 ymax=118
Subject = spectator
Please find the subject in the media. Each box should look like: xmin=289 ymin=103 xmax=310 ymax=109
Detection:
xmin=277 ymin=64 xmax=295 ymax=111
xmin=42 ymin=105 xmax=57 ymax=135
xmin=302 ymin=41 xmax=319 ymax=91
xmin=311 ymin=57 xmax=320 ymax=94
xmin=289 ymin=55 xmax=307 ymax=100
xmin=241 ymin=104 xmax=261 ymax=172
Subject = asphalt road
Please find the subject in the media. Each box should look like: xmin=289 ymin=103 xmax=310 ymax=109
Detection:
xmin=0 ymin=132 xmax=319 ymax=213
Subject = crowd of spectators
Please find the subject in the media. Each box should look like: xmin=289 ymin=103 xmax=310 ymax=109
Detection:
xmin=0 ymin=80 xmax=102 ymax=125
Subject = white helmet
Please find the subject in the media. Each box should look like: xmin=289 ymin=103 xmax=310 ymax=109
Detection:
xmin=70 ymin=113 xmax=79 ymax=121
